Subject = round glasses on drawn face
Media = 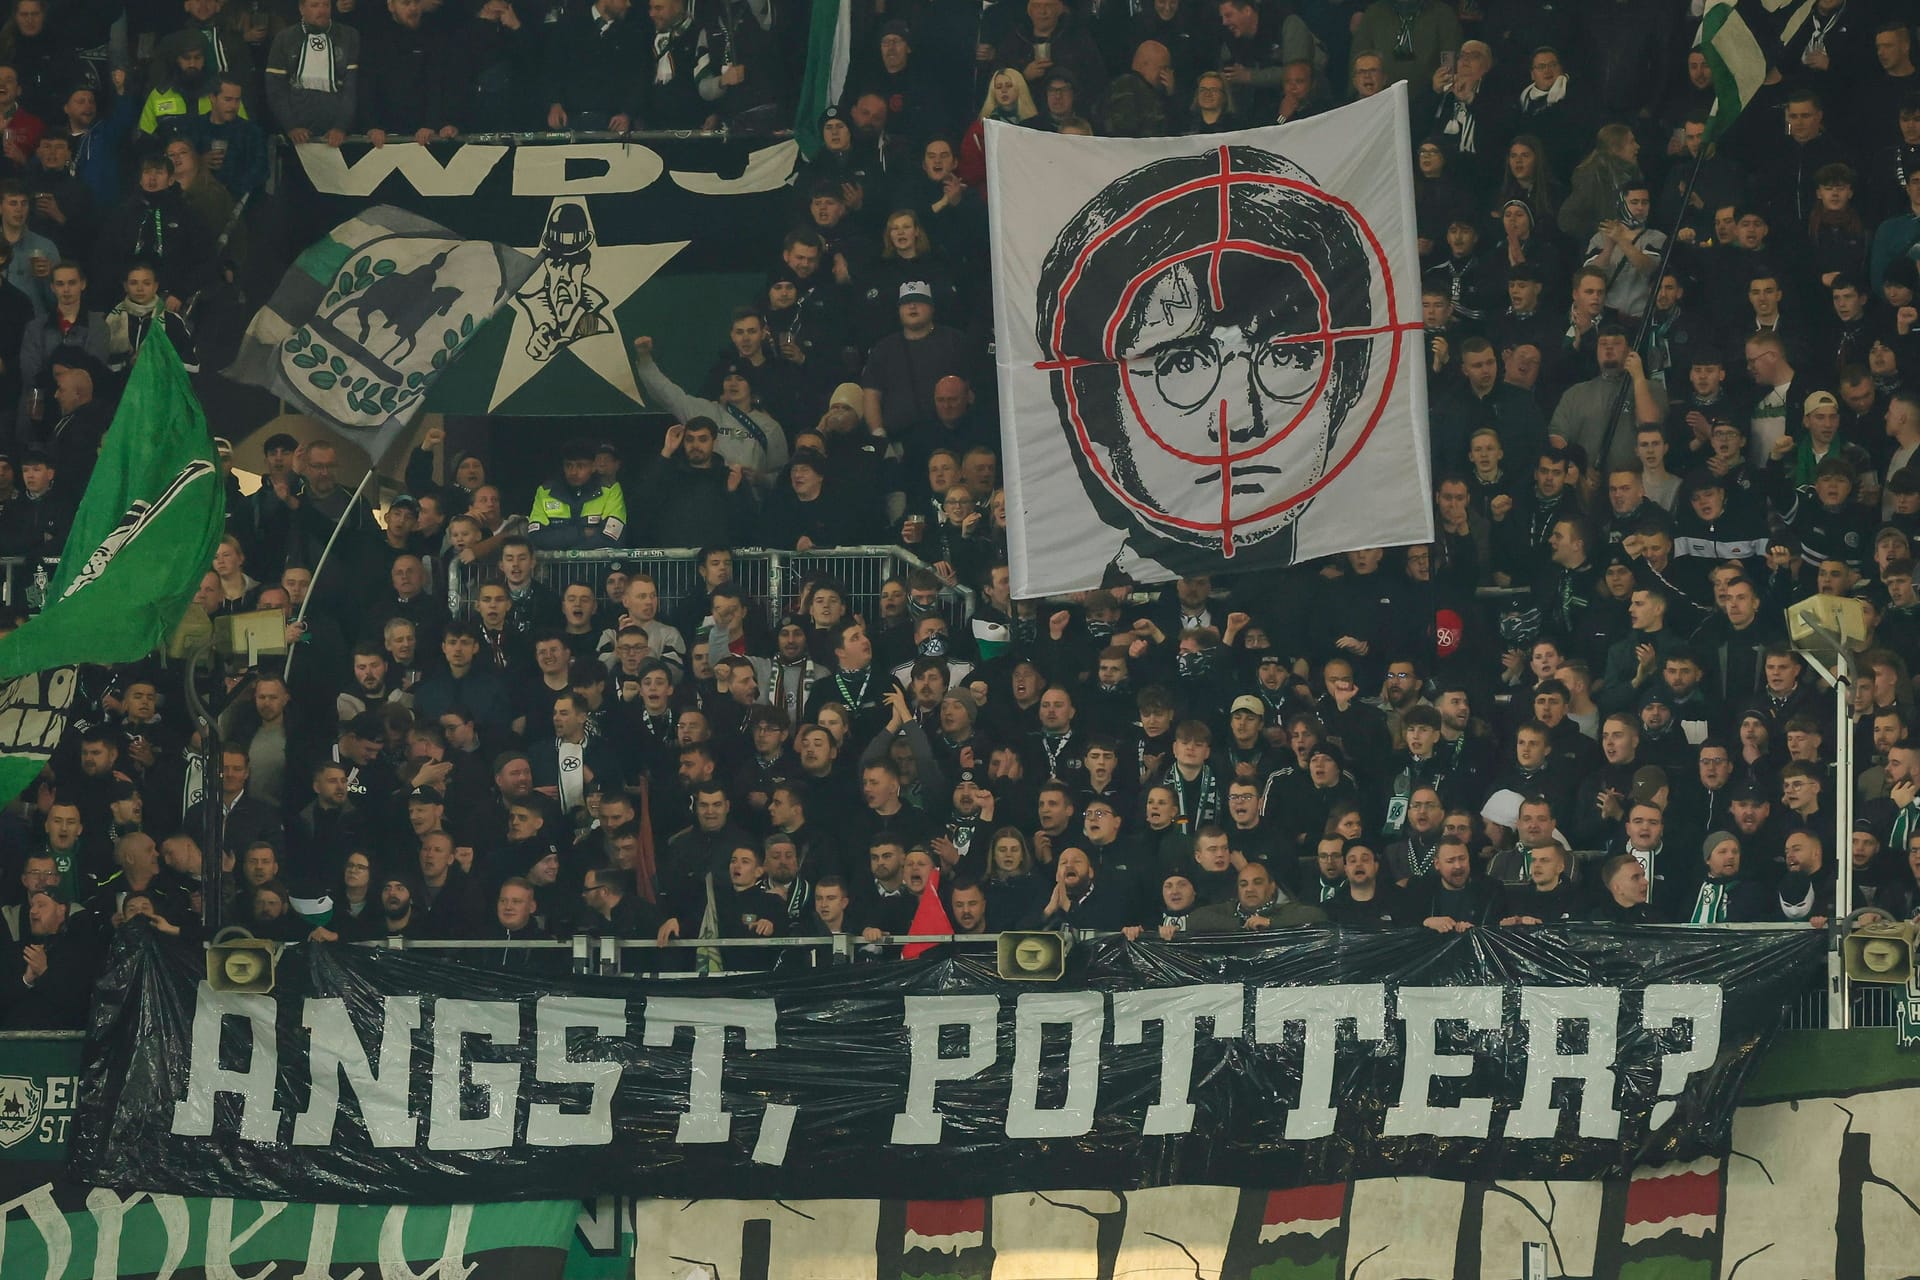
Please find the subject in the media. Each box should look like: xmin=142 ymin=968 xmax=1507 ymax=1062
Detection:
xmin=1144 ymin=327 xmax=1322 ymax=410
xmin=1035 ymin=146 xmax=1399 ymax=563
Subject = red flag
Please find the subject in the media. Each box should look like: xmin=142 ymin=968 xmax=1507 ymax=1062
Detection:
xmin=902 ymin=867 xmax=953 ymax=958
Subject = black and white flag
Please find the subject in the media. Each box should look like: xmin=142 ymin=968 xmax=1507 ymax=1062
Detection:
xmin=986 ymin=87 xmax=1434 ymax=597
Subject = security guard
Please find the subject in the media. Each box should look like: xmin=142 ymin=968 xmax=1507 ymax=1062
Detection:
xmin=527 ymin=438 xmax=628 ymax=550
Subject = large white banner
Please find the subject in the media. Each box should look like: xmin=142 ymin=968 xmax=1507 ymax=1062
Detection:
xmin=986 ymin=86 xmax=1434 ymax=598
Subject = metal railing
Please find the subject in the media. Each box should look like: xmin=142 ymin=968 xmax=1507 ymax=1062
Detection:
xmin=276 ymin=126 xmax=789 ymax=148
xmin=360 ymin=924 xmax=1847 ymax=993
xmin=358 ymin=931 xmax=1006 ymax=976
xmin=446 ymin=546 xmax=976 ymax=632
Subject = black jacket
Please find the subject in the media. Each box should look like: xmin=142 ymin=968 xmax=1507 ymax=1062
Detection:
xmin=360 ymin=18 xmax=463 ymax=132
xmin=543 ymin=4 xmax=647 ymax=119
xmin=93 ymin=184 xmax=215 ymax=303
xmin=1405 ymin=873 xmax=1506 ymax=927
xmin=0 ymin=485 xmax=72 ymax=558
xmin=630 ymin=455 xmax=756 ymax=548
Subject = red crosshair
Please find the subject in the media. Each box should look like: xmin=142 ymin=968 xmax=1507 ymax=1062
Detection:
xmin=1036 ymin=146 xmax=1424 ymax=556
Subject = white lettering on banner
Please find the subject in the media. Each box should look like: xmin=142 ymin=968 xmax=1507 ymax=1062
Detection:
xmin=297 ymin=138 xmax=797 ymax=200
xmin=377 ymin=1204 xmax=477 ymax=1280
xmin=1007 ymin=992 xmax=1105 ymax=1139
xmin=891 ymin=996 xmax=999 ymax=1144
xmin=527 ymin=997 xmax=627 ymax=1147
xmin=0 ymin=1187 xmax=502 ymax=1280
xmin=751 ymin=1102 xmax=799 ymax=1165
xmin=667 ymin=139 xmax=800 ymax=195
xmin=1643 ymin=984 xmax=1726 ymax=1128
xmin=1384 ymin=987 xmax=1503 ymax=1139
xmin=1111 ymin=985 xmax=1245 ymax=1135
xmin=641 ymin=997 xmax=777 ymax=1143
xmin=1507 ymin=988 xmax=1623 ymax=1140
xmin=157 ymin=980 xmax=1738 ymax=1153
xmin=297 ymin=1203 xmax=366 ymax=1280
xmin=295 ymin=996 xmax=422 ymax=1147
xmin=206 ymin=1196 xmax=290 ymax=1276
xmin=296 ymin=143 xmax=509 ymax=197
xmin=84 ymin=1189 xmax=190 ymax=1280
xmin=428 ymin=1000 xmax=522 ymax=1152
xmin=510 ymin=143 xmax=664 ymax=196
xmin=1253 ymin=984 xmax=1389 ymax=1141
xmin=572 ymin=1197 xmax=621 ymax=1256
xmin=0 ymin=1184 xmax=71 ymax=1280
xmin=172 ymin=984 xmax=282 ymax=1141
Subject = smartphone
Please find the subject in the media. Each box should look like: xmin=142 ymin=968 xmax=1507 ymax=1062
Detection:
xmin=1438 ymin=51 xmax=1455 ymax=75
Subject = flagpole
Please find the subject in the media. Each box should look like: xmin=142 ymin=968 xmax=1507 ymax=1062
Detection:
xmin=1591 ymin=120 xmax=1717 ymax=472
xmin=282 ymin=467 xmax=374 ymax=681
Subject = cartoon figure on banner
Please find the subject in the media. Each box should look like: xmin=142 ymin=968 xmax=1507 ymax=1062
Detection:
xmin=517 ymin=202 xmax=613 ymax=361
xmin=1034 ymin=145 xmax=1407 ymax=578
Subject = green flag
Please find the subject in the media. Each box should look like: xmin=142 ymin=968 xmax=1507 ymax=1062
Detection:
xmin=1698 ymin=0 xmax=1815 ymax=140
xmin=0 ymin=328 xmax=223 ymax=807
xmin=793 ymin=0 xmax=848 ymax=158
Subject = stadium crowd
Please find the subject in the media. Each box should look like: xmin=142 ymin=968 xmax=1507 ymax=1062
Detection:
xmin=7 ymin=0 xmax=1920 ymax=1024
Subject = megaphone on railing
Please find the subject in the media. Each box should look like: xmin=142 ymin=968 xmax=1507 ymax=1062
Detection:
xmin=1841 ymin=917 xmax=1919 ymax=985
xmin=995 ymin=930 xmax=1071 ymax=982
xmin=206 ymin=926 xmax=283 ymax=994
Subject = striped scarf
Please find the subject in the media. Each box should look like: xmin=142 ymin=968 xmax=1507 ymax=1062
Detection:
xmin=1689 ymin=878 xmax=1729 ymax=923
xmin=292 ymin=24 xmax=340 ymax=92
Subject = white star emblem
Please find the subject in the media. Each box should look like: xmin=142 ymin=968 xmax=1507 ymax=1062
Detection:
xmin=487 ymin=198 xmax=686 ymax=410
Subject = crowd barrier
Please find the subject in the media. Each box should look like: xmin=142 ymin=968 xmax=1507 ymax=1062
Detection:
xmin=445 ymin=545 xmax=977 ymax=632
xmin=354 ymin=925 xmax=1856 ymax=1027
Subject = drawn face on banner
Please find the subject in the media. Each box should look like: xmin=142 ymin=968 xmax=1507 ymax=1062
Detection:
xmin=1033 ymin=145 xmax=1402 ymax=563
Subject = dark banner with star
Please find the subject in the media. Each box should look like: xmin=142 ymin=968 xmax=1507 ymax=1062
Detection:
xmin=277 ymin=136 xmax=798 ymax=416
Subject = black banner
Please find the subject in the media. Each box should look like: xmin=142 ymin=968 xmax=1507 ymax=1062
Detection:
xmin=69 ymin=927 xmax=1824 ymax=1204
xmin=272 ymin=136 xmax=796 ymax=417
xmin=277 ymin=135 xmax=798 ymax=264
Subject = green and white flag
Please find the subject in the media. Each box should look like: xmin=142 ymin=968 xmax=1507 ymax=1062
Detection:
xmin=0 ymin=329 xmax=224 ymax=808
xmin=1698 ymin=0 xmax=1816 ymax=139
xmin=793 ymin=0 xmax=849 ymax=156
xmin=225 ymin=205 xmax=535 ymax=460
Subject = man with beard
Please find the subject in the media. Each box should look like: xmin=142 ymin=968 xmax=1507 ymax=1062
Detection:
xmin=948 ymin=877 xmax=989 ymax=935
xmin=760 ymin=833 xmax=812 ymax=928
xmin=930 ymin=770 xmax=994 ymax=879
xmin=1018 ymin=845 xmax=1133 ymax=931
xmin=1684 ymin=832 xmax=1773 ymax=923
xmin=1551 ymin=329 xmax=1668 ymax=475
xmin=1385 ymin=787 xmax=1446 ymax=884
xmin=1 ymin=887 xmax=101 ymax=1029
xmin=375 ymin=872 xmax=422 ymax=939
xmin=1324 ymin=841 xmax=1407 ymax=929
xmin=1189 ymin=859 xmax=1326 ymax=933
xmin=765 ymin=613 xmax=824 ymax=726
xmin=1408 ymin=837 xmax=1504 ymax=930
xmin=1025 ymin=685 xmax=1090 ymax=789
